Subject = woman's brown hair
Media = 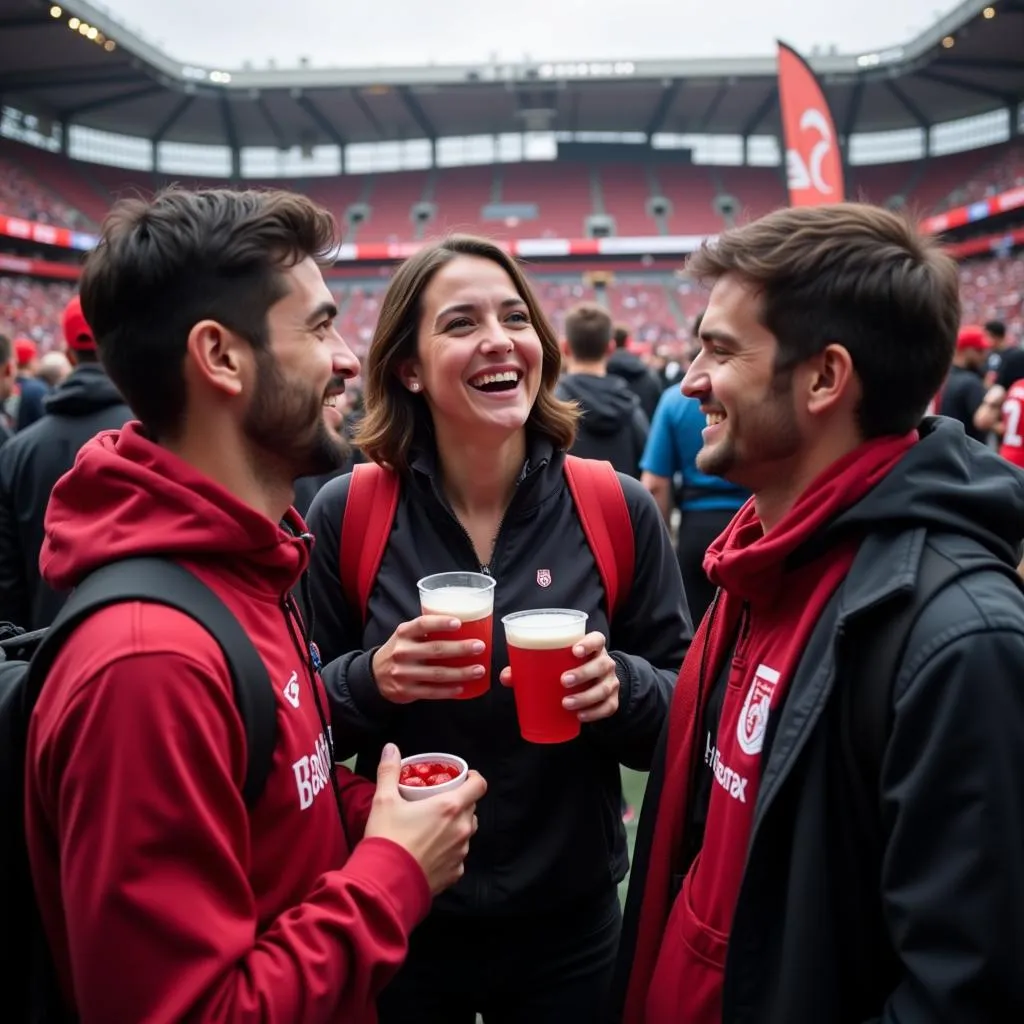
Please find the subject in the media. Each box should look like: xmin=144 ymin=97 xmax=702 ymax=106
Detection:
xmin=356 ymin=235 xmax=578 ymax=472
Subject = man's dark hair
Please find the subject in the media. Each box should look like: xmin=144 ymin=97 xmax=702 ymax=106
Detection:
xmin=985 ymin=320 xmax=1006 ymax=341
xmin=612 ymin=324 xmax=630 ymax=350
xmin=565 ymin=304 xmax=614 ymax=363
xmin=0 ymin=335 xmax=11 ymax=366
xmin=79 ymin=187 xmax=338 ymax=440
xmin=687 ymin=202 xmax=960 ymax=438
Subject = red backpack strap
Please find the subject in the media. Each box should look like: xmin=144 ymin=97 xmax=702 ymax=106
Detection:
xmin=340 ymin=463 xmax=400 ymax=625
xmin=563 ymin=455 xmax=636 ymax=622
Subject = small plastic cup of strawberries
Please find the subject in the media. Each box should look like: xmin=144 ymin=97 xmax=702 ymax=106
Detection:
xmin=397 ymin=752 xmax=469 ymax=801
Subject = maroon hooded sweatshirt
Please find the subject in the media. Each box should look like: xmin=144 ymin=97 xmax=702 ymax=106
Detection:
xmin=25 ymin=423 xmax=431 ymax=1023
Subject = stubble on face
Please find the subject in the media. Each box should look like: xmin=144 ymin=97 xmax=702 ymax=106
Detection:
xmin=696 ymin=363 xmax=803 ymax=482
xmin=243 ymin=348 xmax=350 ymax=481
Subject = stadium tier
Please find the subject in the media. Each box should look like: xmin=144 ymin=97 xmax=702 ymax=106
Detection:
xmin=5 ymin=250 xmax=1020 ymax=358
xmin=2 ymin=137 xmax=1022 ymax=244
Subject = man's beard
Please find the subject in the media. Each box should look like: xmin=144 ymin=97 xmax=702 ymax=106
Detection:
xmin=243 ymin=350 xmax=350 ymax=483
xmin=697 ymin=368 xmax=802 ymax=482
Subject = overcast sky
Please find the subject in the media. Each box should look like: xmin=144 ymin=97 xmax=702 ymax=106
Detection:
xmin=97 ymin=0 xmax=960 ymax=71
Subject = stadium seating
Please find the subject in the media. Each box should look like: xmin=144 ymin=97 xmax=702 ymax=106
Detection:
xmin=359 ymin=171 xmax=431 ymax=243
xmin=1 ymin=130 xmax=1022 ymax=362
xmin=0 ymin=274 xmax=76 ymax=348
xmin=656 ymin=164 xmax=722 ymax=236
xmin=847 ymin=161 xmax=919 ymax=209
xmin=3 ymin=135 xmax=1023 ymax=241
xmin=0 ymin=144 xmax=96 ymax=231
xmin=606 ymin=278 xmax=679 ymax=343
xmin=304 ymin=175 xmax=370 ymax=235
xmin=909 ymin=145 xmax=1008 ymax=217
xmin=4 ymin=247 xmax=1021 ymax=358
xmin=429 ymin=166 xmax=497 ymax=239
xmin=959 ymin=252 xmax=1024 ymax=332
xmin=940 ymin=139 xmax=1024 ymax=210
xmin=715 ymin=166 xmax=788 ymax=224
xmin=599 ymin=164 xmax=658 ymax=236
xmin=497 ymin=162 xmax=595 ymax=239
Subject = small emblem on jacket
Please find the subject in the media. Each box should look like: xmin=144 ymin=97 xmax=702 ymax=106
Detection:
xmin=737 ymin=664 xmax=780 ymax=756
xmin=536 ymin=569 xmax=552 ymax=588
xmin=283 ymin=671 xmax=301 ymax=709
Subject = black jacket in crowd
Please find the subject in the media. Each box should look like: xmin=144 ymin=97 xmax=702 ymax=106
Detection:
xmin=306 ymin=435 xmax=692 ymax=918
xmin=615 ymin=417 xmax=1024 ymax=1023
xmin=607 ymin=349 xmax=662 ymax=421
xmin=938 ymin=364 xmax=988 ymax=443
xmin=14 ymin=374 xmax=49 ymax=432
xmin=0 ymin=363 xmax=132 ymax=629
xmin=556 ymin=372 xmax=650 ymax=478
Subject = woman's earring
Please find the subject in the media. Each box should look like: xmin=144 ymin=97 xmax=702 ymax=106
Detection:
xmin=409 ymin=382 xmax=420 ymax=392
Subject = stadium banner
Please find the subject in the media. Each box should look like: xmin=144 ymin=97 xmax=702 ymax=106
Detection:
xmin=920 ymin=185 xmax=1024 ymax=235
xmin=0 ymin=214 xmax=97 ymax=252
xmin=329 ymin=235 xmax=710 ymax=261
xmin=0 ymin=253 xmax=82 ymax=280
xmin=777 ymin=40 xmax=846 ymax=208
xmin=944 ymin=224 xmax=1024 ymax=259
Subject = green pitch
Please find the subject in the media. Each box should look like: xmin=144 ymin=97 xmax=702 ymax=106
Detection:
xmin=619 ymin=767 xmax=649 ymax=905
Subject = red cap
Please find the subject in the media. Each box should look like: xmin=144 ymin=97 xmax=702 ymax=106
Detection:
xmin=956 ymin=325 xmax=990 ymax=352
xmin=61 ymin=295 xmax=96 ymax=352
xmin=14 ymin=337 xmax=37 ymax=367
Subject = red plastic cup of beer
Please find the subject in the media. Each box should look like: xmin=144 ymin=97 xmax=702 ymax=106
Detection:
xmin=417 ymin=571 xmax=496 ymax=700
xmin=501 ymin=608 xmax=589 ymax=743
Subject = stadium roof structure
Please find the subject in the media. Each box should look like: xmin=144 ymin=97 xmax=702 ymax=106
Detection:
xmin=2 ymin=0 xmax=1023 ymax=153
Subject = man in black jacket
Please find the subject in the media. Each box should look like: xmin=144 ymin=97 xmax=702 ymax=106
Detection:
xmin=11 ymin=337 xmax=50 ymax=432
xmin=614 ymin=203 xmax=1024 ymax=1024
xmin=0 ymin=295 xmax=133 ymax=628
xmin=937 ymin=324 xmax=990 ymax=442
xmin=557 ymin=303 xmax=649 ymax=478
xmin=607 ymin=325 xmax=662 ymax=420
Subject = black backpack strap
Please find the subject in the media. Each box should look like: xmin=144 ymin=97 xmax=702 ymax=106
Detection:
xmin=26 ymin=557 xmax=277 ymax=808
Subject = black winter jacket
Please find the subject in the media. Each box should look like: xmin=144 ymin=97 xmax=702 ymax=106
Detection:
xmin=0 ymin=364 xmax=132 ymax=629
xmin=615 ymin=418 xmax=1024 ymax=1023
xmin=607 ymin=350 xmax=662 ymax=421
xmin=557 ymin=373 xmax=650 ymax=478
xmin=307 ymin=435 xmax=692 ymax=917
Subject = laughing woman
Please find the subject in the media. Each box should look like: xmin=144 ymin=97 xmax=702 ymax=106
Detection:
xmin=307 ymin=235 xmax=691 ymax=1024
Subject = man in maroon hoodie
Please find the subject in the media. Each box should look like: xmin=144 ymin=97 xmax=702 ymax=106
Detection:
xmin=24 ymin=187 xmax=487 ymax=1023
xmin=613 ymin=203 xmax=1024 ymax=1023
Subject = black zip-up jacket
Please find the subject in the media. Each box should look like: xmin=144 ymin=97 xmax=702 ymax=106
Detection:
xmin=615 ymin=418 xmax=1024 ymax=1022
xmin=557 ymin=373 xmax=650 ymax=478
xmin=607 ymin=350 xmax=662 ymax=421
xmin=306 ymin=435 xmax=692 ymax=917
xmin=0 ymin=363 xmax=132 ymax=629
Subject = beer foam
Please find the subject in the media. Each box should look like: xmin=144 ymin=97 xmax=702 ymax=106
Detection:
xmin=503 ymin=611 xmax=587 ymax=650
xmin=420 ymin=585 xmax=493 ymax=623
